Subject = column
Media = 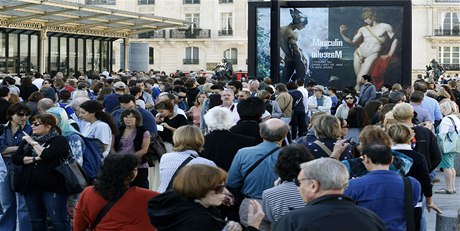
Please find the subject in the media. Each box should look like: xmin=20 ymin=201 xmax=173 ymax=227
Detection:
xmin=124 ymin=37 xmax=129 ymax=71
xmin=39 ymin=29 xmax=47 ymax=74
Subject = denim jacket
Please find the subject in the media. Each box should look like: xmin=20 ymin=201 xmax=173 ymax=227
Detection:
xmin=0 ymin=122 xmax=32 ymax=155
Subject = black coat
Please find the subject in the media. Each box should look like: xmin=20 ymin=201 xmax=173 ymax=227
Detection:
xmin=201 ymin=130 xmax=256 ymax=171
xmin=12 ymin=135 xmax=70 ymax=194
xmin=274 ymin=195 xmax=386 ymax=231
xmin=396 ymin=149 xmax=432 ymax=198
xmin=230 ymin=120 xmax=262 ymax=144
xmin=413 ymin=126 xmax=441 ymax=172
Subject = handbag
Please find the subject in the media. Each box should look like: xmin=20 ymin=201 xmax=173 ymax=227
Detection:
xmin=55 ymin=155 xmax=88 ymax=195
xmin=437 ymin=116 xmax=460 ymax=155
xmin=142 ymin=134 xmax=167 ymax=167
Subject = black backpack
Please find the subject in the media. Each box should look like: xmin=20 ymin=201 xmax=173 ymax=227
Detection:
xmin=265 ymin=100 xmax=273 ymax=115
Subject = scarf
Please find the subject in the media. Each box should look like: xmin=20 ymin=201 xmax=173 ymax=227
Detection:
xmin=22 ymin=129 xmax=60 ymax=155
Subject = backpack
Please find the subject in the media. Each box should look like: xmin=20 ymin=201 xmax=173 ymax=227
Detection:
xmin=79 ymin=135 xmax=104 ymax=183
xmin=59 ymin=103 xmax=75 ymax=118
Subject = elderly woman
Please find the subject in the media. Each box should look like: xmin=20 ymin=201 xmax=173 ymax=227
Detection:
xmin=12 ymin=114 xmax=71 ymax=231
xmin=157 ymin=125 xmax=216 ymax=193
xmin=436 ymin=100 xmax=460 ymax=194
xmin=262 ymin=144 xmax=314 ymax=228
xmin=0 ymin=103 xmax=32 ymax=230
xmin=387 ymin=124 xmax=441 ymax=230
xmin=112 ymin=109 xmax=151 ymax=189
xmin=201 ymin=107 xmax=256 ymax=171
xmin=297 ymin=115 xmax=353 ymax=160
xmin=149 ymin=164 xmax=264 ymax=231
xmin=74 ymin=154 xmax=159 ymax=230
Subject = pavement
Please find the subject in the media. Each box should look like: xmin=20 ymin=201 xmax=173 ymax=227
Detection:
xmin=427 ymin=171 xmax=460 ymax=231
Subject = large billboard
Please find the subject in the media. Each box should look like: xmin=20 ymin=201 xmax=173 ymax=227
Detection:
xmin=248 ymin=1 xmax=411 ymax=90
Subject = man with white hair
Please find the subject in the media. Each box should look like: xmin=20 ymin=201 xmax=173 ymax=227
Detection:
xmin=249 ymin=80 xmax=260 ymax=97
xmin=275 ymin=158 xmax=386 ymax=231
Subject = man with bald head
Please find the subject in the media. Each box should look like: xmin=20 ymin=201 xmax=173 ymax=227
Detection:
xmin=37 ymin=98 xmax=55 ymax=114
xmin=227 ymin=118 xmax=289 ymax=229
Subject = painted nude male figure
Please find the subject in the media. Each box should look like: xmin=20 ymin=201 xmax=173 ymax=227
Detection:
xmin=339 ymin=8 xmax=398 ymax=90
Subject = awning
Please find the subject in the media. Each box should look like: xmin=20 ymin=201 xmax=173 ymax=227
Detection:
xmin=0 ymin=0 xmax=190 ymax=38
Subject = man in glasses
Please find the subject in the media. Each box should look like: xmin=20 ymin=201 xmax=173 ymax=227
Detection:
xmin=275 ymin=158 xmax=386 ymax=231
xmin=307 ymin=85 xmax=332 ymax=116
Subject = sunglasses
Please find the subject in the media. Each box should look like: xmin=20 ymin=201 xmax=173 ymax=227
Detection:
xmin=345 ymin=97 xmax=354 ymax=100
xmin=43 ymin=82 xmax=50 ymax=84
xmin=212 ymin=184 xmax=226 ymax=194
xmin=16 ymin=112 xmax=30 ymax=117
xmin=31 ymin=122 xmax=43 ymax=126
xmin=293 ymin=178 xmax=310 ymax=187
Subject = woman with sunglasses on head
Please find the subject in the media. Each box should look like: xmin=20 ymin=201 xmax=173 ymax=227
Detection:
xmin=11 ymin=114 xmax=71 ymax=231
xmin=0 ymin=103 xmax=32 ymax=231
xmin=149 ymin=164 xmax=264 ymax=231
xmin=74 ymin=154 xmax=159 ymax=231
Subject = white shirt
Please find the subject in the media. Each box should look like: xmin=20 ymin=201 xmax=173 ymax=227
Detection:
xmin=82 ymin=120 xmax=112 ymax=157
xmin=158 ymin=150 xmax=216 ymax=193
xmin=297 ymin=86 xmax=309 ymax=114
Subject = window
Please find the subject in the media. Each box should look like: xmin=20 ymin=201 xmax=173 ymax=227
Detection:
xmin=185 ymin=14 xmax=200 ymax=31
xmin=219 ymin=0 xmax=233 ymax=3
xmin=183 ymin=0 xmax=200 ymax=4
xmin=219 ymin=13 xmax=233 ymax=36
xmin=138 ymin=0 xmax=154 ymax=4
xmin=184 ymin=47 xmax=199 ymax=64
xmin=224 ymin=48 xmax=237 ymax=64
xmin=85 ymin=0 xmax=116 ymax=5
xmin=149 ymin=47 xmax=154 ymax=65
xmin=437 ymin=12 xmax=460 ymax=35
xmin=438 ymin=46 xmax=460 ymax=70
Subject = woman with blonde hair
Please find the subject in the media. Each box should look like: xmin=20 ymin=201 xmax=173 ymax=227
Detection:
xmin=436 ymin=100 xmax=460 ymax=194
xmin=157 ymin=125 xmax=216 ymax=193
xmin=149 ymin=164 xmax=264 ymax=231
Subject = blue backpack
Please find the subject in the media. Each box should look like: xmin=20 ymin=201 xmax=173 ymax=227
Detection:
xmin=79 ymin=135 xmax=104 ymax=183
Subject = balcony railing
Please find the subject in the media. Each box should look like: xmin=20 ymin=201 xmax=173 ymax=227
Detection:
xmin=137 ymin=30 xmax=165 ymax=39
xmin=85 ymin=0 xmax=116 ymax=5
xmin=170 ymin=29 xmax=211 ymax=39
xmin=183 ymin=59 xmax=199 ymax=65
xmin=218 ymin=30 xmax=233 ymax=36
xmin=219 ymin=0 xmax=233 ymax=3
xmin=442 ymin=64 xmax=460 ymax=71
xmin=434 ymin=29 xmax=460 ymax=36
xmin=183 ymin=0 xmax=200 ymax=4
xmin=435 ymin=0 xmax=459 ymax=2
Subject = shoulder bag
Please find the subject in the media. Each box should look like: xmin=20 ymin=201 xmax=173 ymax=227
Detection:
xmin=55 ymin=153 xmax=88 ymax=195
xmin=437 ymin=116 xmax=460 ymax=155
xmin=165 ymin=154 xmax=196 ymax=191
xmin=90 ymin=190 xmax=127 ymax=230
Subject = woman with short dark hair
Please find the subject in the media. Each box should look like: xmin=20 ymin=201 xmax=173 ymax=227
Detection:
xmin=74 ymin=154 xmax=159 ymax=231
xmin=0 ymin=103 xmax=32 ymax=230
xmin=12 ymin=114 xmax=71 ymax=230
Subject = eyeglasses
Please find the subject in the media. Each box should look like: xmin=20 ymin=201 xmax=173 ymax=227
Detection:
xmin=212 ymin=184 xmax=226 ymax=194
xmin=345 ymin=97 xmax=354 ymax=100
xmin=16 ymin=112 xmax=30 ymax=117
xmin=31 ymin=122 xmax=43 ymax=126
xmin=293 ymin=178 xmax=310 ymax=187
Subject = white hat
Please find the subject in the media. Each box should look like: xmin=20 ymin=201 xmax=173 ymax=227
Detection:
xmin=113 ymin=81 xmax=127 ymax=90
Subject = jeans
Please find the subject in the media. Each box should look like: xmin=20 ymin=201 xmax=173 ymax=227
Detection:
xmin=0 ymin=157 xmax=31 ymax=231
xmin=24 ymin=191 xmax=70 ymax=231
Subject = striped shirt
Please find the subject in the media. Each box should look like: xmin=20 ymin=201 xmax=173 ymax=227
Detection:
xmin=158 ymin=150 xmax=216 ymax=193
xmin=262 ymin=182 xmax=306 ymax=224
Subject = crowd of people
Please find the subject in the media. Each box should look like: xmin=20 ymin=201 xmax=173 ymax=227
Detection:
xmin=0 ymin=69 xmax=458 ymax=230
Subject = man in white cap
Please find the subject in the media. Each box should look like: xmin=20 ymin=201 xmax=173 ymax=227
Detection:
xmin=307 ymin=85 xmax=331 ymax=116
xmin=103 ymin=81 xmax=127 ymax=113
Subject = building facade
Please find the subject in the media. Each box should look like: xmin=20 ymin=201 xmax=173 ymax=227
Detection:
xmin=412 ymin=0 xmax=459 ymax=78
xmin=73 ymin=0 xmax=248 ymax=74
